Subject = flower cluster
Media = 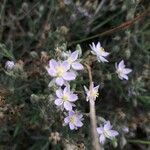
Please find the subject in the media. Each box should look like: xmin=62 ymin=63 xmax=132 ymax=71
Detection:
xmin=90 ymin=42 xmax=132 ymax=80
xmin=46 ymin=41 xmax=133 ymax=145
xmin=46 ymin=50 xmax=84 ymax=130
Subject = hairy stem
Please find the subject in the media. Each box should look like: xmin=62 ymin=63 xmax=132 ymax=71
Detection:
xmin=85 ymin=63 xmax=101 ymax=150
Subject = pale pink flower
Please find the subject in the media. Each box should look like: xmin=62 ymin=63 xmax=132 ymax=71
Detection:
xmin=64 ymin=111 xmax=83 ymax=130
xmin=97 ymin=121 xmax=119 ymax=144
xmin=90 ymin=42 xmax=109 ymax=63
xmin=55 ymin=86 xmax=78 ymax=111
xmin=84 ymin=82 xmax=99 ymax=101
xmin=115 ymin=60 xmax=132 ymax=80
xmin=46 ymin=59 xmax=76 ymax=86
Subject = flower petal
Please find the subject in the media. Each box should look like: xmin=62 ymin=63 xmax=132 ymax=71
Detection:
xmin=104 ymin=121 xmax=112 ymax=130
xmin=121 ymin=74 xmax=128 ymax=80
xmin=69 ymin=94 xmax=78 ymax=102
xmin=47 ymin=68 xmax=56 ymax=76
xmin=64 ymin=116 xmax=70 ymax=124
xmin=118 ymin=60 xmax=125 ymax=69
xmin=54 ymin=98 xmax=63 ymax=106
xmin=96 ymin=42 xmax=101 ymax=49
xmin=69 ymin=123 xmax=75 ymax=130
xmin=123 ymin=68 xmax=132 ymax=74
xmin=62 ymin=61 xmax=70 ymax=71
xmin=70 ymin=50 xmax=78 ymax=61
xmin=72 ymin=62 xmax=84 ymax=70
xmin=63 ymin=72 xmax=76 ymax=81
xmin=56 ymin=89 xmax=63 ymax=98
xmin=64 ymin=101 xmax=72 ymax=111
xmin=97 ymin=127 xmax=104 ymax=134
xmin=99 ymin=134 xmax=106 ymax=144
xmin=75 ymin=120 xmax=83 ymax=127
xmin=55 ymin=77 xmax=64 ymax=86
xmin=101 ymin=51 xmax=109 ymax=57
xmin=110 ymin=130 xmax=119 ymax=137
xmin=69 ymin=111 xmax=75 ymax=116
xmin=49 ymin=59 xmax=58 ymax=69
xmin=99 ymin=56 xmax=108 ymax=62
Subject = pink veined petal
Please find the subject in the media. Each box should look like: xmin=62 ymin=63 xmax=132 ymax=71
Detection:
xmin=72 ymin=62 xmax=84 ymax=70
xmin=104 ymin=121 xmax=112 ymax=130
xmin=97 ymin=127 xmax=104 ymax=134
xmin=69 ymin=123 xmax=75 ymax=130
xmin=47 ymin=68 xmax=56 ymax=77
xmin=49 ymin=59 xmax=58 ymax=69
xmin=56 ymin=89 xmax=63 ymax=98
xmin=64 ymin=101 xmax=72 ymax=111
xmin=99 ymin=134 xmax=106 ymax=144
xmin=62 ymin=61 xmax=70 ymax=71
xmin=54 ymin=98 xmax=63 ymax=106
xmin=69 ymin=94 xmax=78 ymax=102
xmin=55 ymin=77 xmax=64 ymax=86
xmin=63 ymin=72 xmax=76 ymax=81
xmin=70 ymin=50 xmax=78 ymax=62
xmin=118 ymin=60 xmax=125 ymax=69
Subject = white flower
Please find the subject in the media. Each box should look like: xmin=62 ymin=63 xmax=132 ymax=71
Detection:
xmin=64 ymin=111 xmax=83 ymax=130
xmin=90 ymin=42 xmax=109 ymax=63
xmin=97 ymin=121 xmax=119 ymax=144
xmin=46 ymin=59 xmax=76 ymax=86
xmin=55 ymin=86 xmax=78 ymax=111
xmin=63 ymin=50 xmax=84 ymax=70
xmin=84 ymin=82 xmax=99 ymax=101
xmin=115 ymin=60 xmax=132 ymax=80
xmin=5 ymin=60 xmax=15 ymax=70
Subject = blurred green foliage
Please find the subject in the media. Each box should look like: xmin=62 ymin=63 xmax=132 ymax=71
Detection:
xmin=0 ymin=0 xmax=149 ymax=149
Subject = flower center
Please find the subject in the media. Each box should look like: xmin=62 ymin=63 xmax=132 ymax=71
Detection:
xmin=56 ymin=66 xmax=65 ymax=77
xmin=63 ymin=94 xmax=69 ymax=102
xmin=116 ymin=69 xmax=123 ymax=76
xmin=99 ymin=47 xmax=104 ymax=52
xmin=104 ymin=130 xmax=112 ymax=138
xmin=67 ymin=58 xmax=73 ymax=64
xmin=91 ymin=91 xmax=99 ymax=98
xmin=70 ymin=116 xmax=76 ymax=124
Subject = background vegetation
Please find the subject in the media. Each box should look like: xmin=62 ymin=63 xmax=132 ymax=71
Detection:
xmin=0 ymin=0 xmax=149 ymax=149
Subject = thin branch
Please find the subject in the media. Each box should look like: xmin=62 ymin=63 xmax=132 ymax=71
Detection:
xmin=69 ymin=9 xmax=149 ymax=46
xmin=84 ymin=63 xmax=102 ymax=150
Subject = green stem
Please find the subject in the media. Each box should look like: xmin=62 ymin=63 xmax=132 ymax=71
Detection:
xmin=127 ymin=139 xmax=150 ymax=145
